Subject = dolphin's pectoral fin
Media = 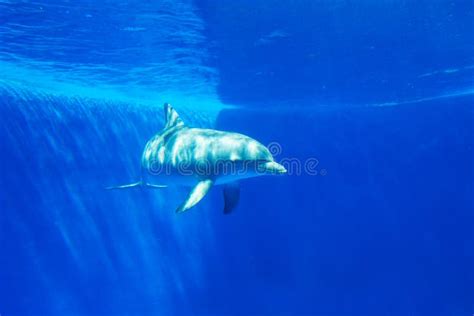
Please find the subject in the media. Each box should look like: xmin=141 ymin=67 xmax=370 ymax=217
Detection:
xmin=223 ymin=182 xmax=240 ymax=214
xmin=176 ymin=179 xmax=214 ymax=213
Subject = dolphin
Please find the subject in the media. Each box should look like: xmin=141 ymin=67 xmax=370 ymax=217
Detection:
xmin=108 ymin=103 xmax=287 ymax=213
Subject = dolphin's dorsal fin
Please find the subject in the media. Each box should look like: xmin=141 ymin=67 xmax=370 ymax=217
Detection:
xmin=163 ymin=103 xmax=184 ymax=129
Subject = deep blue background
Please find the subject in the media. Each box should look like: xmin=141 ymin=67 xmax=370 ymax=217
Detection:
xmin=1 ymin=1 xmax=473 ymax=315
xmin=198 ymin=0 xmax=474 ymax=106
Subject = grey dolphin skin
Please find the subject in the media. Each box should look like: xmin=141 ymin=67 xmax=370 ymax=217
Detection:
xmin=108 ymin=103 xmax=287 ymax=213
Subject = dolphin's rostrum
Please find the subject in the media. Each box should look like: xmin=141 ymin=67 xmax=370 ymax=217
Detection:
xmin=108 ymin=103 xmax=287 ymax=213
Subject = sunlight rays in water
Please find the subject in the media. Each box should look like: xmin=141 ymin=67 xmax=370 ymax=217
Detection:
xmin=0 ymin=0 xmax=225 ymax=313
xmin=0 ymin=62 xmax=224 ymax=128
xmin=0 ymin=86 xmax=219 ymax=314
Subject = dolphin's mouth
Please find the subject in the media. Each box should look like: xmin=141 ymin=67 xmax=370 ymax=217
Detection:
xmin=258 ymin=161 xmax=287 ymax=175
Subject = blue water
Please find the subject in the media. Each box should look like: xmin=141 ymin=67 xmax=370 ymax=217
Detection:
xmin=1 ymin=1 xmax=473 ymax=315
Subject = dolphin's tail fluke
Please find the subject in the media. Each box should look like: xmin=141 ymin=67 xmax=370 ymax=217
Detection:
xmin=106 ymin=181 xmax=142 ymax=190
xmin=105 ymin=181 xmax=167 ymax=190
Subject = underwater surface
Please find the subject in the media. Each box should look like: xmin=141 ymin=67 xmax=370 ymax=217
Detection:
xmin=0 ymin=0 xmax=473 ymax=315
